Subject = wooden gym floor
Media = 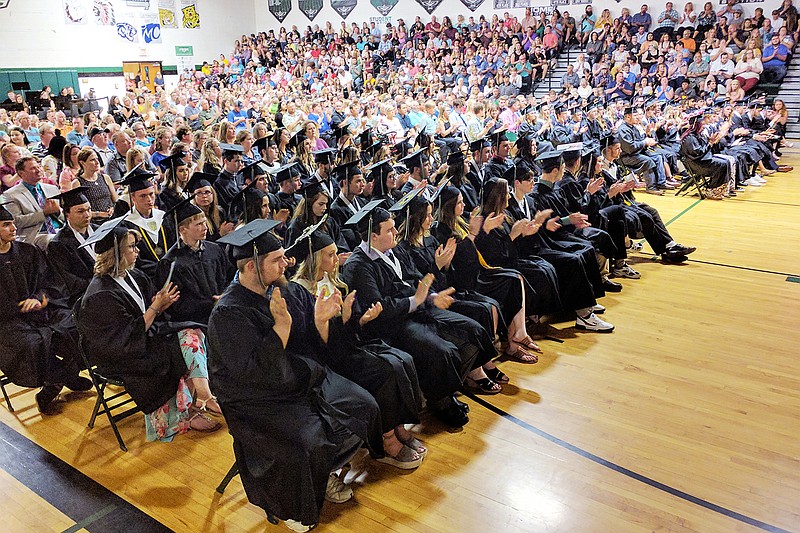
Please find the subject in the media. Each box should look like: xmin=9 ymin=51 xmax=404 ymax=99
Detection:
xmin=1 ymin=148 xmax=799 ymax=533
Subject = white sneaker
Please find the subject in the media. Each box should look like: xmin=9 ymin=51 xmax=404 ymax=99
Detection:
xmin=324 ymin=472 xmax=353 ymax=504
xmin=592 ymin=304 xmax=606 ymax=314
xmin=285 ymin=519 xmax=316 ymax=532
xmin=576 ymin=312 xmax=615 ymax=332
xmin=612 ymin=263 xmax=641 ymax=279
xmin=628 ymin=241 xmax=644 ymax=253
xmin=743 ymin=178 xmax=763 ymax=187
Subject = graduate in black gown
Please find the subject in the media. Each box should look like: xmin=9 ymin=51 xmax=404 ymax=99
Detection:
xmin=155 ymin=199 xmax=234 ymax=326
xmin=0 ymin=202 xmax=89 ymax=412
xmin=156 ymin=152 xmax=190 ymax=212
xmin=207 ymin=219 xmax=382 ymax=532
xmin=289 ymin=226 xmax=425 ymax=469
xmin=393 ymin=189 xmax=505 ymax=394
xmin=78 ymin=217 xmax=222 ymax=439
xmin=47 ymin=187 xmax=97 ymax=307
xmin=285 ymin=181 xmax=349 ymax=256
xmin=433 ymin=185 xmax=542 ymax=368
xmin=186 ymin=172 xmax=234 ymax=243
xmin=328 ymin=160 xmax=367 ymax=250
xmin=274 ymin=162 xmax=303 ymax=220
xmin=340 ymin=200 xmax=484 ymax=428
xmin=444 ymin=150 xmax=480 ymax=215
xmin=118 ymin=171 xmax=175 ymax=278
xmin=214 ymin=143 xmax=245 ymax=214
xmin=679 ymin=111 xmax=731 ymax=200
xmin=366 ymin=159 xmax=400 ymax=208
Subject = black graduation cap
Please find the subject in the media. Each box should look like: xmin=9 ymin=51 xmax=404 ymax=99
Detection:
xmin=553 ymin=103 xmax=567 ymax=114
xmin=401 ymin=148 xmax=427 ymax=172
xmin=435 ymin=185 xmax=462 ymax=209
xmin=220 ymin=143 xmax=245 ymax=155
xmin=331 ymin=160 xmax=362 ymax=183
xmin=297 ymin=179 xmax=329 ymax=200
xmin=415 ymin=131 xmax=431 ymax=148
xmin=163 ymin=195 xmax=202 ymax=247
xmin=185 ymin=172 xmax=218 ymax=193
xmin=747 ymin=99 xmax=763 ymax=109
xmin=428 ymin=177 xmax=452 ymax=208
xmin=48 ymin=186 xmax=90 ymax=211
xmin=389 ymin=184 xmax=427 ymax=237
xmin=622 ymin=105 xmax=635 ymax=116
xmin=344 ymin=198 xmax=388 ymax=250
xmin=79 ymin=215 xmax=131 ymax=258
xmin=358 ymin=127 xmax=373 ymax=147
xmin=241 ymin=160 xmax=268 ymax=182
xmin=502 ymin=164 xmax=519 ymax=185
xmin=289 ymin=130 xmax=307 ymax=149
xmin=481 ymin=177 xmax=503 ymax=204
xmin=469 ymin=136 xmax=490 ymax=153
xmin=393 ymin=163 xmax=409 ymax=175
xmin=447 ymin=150 xmax=466 ymax=166
xmin=0 ymin=201 xmax=14 ymax=221
xmin=536 ymin=148 xmax=564 ymax=172
xmin=312 ymin=148 xmax=337 ymax=165
xmin=254 ymin=132 xmax=277 ymax=153
xmin=330 ymin=122 xmax=352 ymax=142
xmin=589 ymin=100 xmax=604 ymax=112
xmin=119 ymin=168 xmax=157 ymax=192
xmin=366 ymin=159 xmax=395 ymax=197
xmin=559 ymin=142 xmax=584 ymax=161
xmin=229 ymin=179 xmax=266 ymax=224
xmin=284 ymin=215 xmax=333 ymax=262
xmin=275 ymin=161 xmax=300 ymax=183
xmin=364 ymin=140 xmax=384 ymax=158
xmin=216 ymin=218 xmax=283 ymax=262
xmin=489 ymin=128 xmax=511 ymax=146
xmin=599 ymin=133 xmax=619 ymax=151
xmin=392 ymin=141 xmax=411 ymax=159
xmin=159 ymin=151 xmax=188 ymax=173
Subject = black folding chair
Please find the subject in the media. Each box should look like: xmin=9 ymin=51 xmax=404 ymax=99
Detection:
xmin=0 ymin=372 xmax=14 ymax=412
xmin=73 ymin=304 xmax=141 ymax=452
xmin=675 ymin=166 xmax=708 ymax=199
xmin=216 ymin=461 xmax=279 ymax=525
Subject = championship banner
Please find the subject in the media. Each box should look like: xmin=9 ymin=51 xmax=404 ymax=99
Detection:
xmin=269 ymin=0 xmax=292 ymax=22
xmin=459 ymin=0 xmax=486 ymax=12
xmin=415 ymin=0 xmax=443 ymax=15
xmin=370 ymin=0 xmax=398 ymax=16
xmin=331 ymin=0 xmax=356 ymax=18
xmin=299 ymin=0 xmax=323 ymax=21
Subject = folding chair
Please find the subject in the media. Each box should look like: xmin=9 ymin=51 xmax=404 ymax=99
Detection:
xmin=73 ymin=305 xmax=141 ymax=452
xmin=0 ymin=372 xmax=14 ymax=412
xmin=216 ymin=461 xmax=279 ymax=525
xmin=675 ymin=166 xmax=708 ymax=199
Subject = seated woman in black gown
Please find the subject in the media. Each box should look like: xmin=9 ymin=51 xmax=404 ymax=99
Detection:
xmin=393 ymin=190 xmax=505 ymax=394
xmin=285 ymin=181 xmax=350 ymax=259
xmin=434 ymin=185 xmax=543 ymax=366
xmin=78 ymin=218 xmax=222 ymax=440
xmin=290 ymin=227 xmax=425 ymax=468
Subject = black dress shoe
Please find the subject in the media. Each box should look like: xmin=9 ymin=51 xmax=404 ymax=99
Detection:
xmin=452 ymin=396 xmax=470 ymax=414
xmin=668 ymin=244 xmax=696 ymax=256
xmin=65 ymin=376 xmax=93 ymax=392
xmin=36 ymin=384 xmax=63 ymax=413
xmin=662 ymin=252 xmax=688 ymax=263
xmin=602 ymin=278 xmax=623 ymax=292
xmin=433 ymin=403 xmax=469 ymax=428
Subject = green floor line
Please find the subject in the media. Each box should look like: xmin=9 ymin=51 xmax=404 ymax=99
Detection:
xmin=61 ymin=504 xmax=117 ymax=533
xmin=664 ymin=198 xmax=704 ymax=227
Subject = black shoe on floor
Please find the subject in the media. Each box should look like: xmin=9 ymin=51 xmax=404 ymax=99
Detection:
xmin=36 ymin=384 xmax=63 ymax=413
xmin=662 ymin=252 xmax=688 ymax=263
xmin=433 ymin=402 xmax=469 ymax=428
xmin=65 ymin=376 xmax=93 ymax=392
xmin=668 ymin=244 xmax=696 ymax=256
xmin=452 ymin=396 xmax=470 ymax=414
xmin=602 ymin=278 xmax=623 ymax=292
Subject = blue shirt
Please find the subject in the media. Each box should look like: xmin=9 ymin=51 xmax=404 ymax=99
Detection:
xmin=631 ymin=13 xmax=652 ymax=32
xmin=763 ymin=44 xmax=788 ymax=68
xmin=227 ymin=109 xmax=249 ymax=129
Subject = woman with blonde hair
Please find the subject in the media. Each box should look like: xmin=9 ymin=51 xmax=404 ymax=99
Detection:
xmin=217 ymin=120 xmax=236 ymax=144
xmin=59 ymin=143 xmax=81 ymax=192
xmin=78 ymin=221 xmax=222 ymax=441
xmin=236 ymin=129 xmax=259 ymax=166
xmin=196 ymin=137 xmax=222 ymax=175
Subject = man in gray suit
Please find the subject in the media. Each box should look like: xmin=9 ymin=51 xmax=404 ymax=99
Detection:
xmin=1 ymin=156 xmax=62 ymax=250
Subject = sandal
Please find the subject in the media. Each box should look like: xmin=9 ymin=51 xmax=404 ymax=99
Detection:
xmin=377 ymin=444 xmax=423 ymax=470
xmin=395 ymin=430 xmax=428 ymax=458
xmin=195 ymin=396 xmax=223 ymax=416
xmin=464 ymin=376 xmax=502 ymax=395
xmin=515 ymin=335 xmax=543 ymax=354
xmin=505 ymin=344 xmax=539 ymax=364
xmin=484 ymin=366 xmax=510 ymax=384
xmin=188 ymin=410 xmax=222 ymax=432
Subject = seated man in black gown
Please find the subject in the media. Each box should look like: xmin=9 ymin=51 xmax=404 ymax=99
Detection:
xmin=0 ymin=202 xmax=90 ymax=412
xmin=341 ymin=200 xmax=488 ymax=428
xmin=207 ymin=219 xmax=382 ymax=533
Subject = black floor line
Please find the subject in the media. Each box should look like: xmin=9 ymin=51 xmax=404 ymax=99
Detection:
xmin=684 ymin=258 xmax=798 ymax=278
xmin=727 ymin=198 xmax=800 ymax=208
xmin=0 ymin=421 xmax=170 ymax=533
xmin=467 ymin=394 xmax=792 ymax=533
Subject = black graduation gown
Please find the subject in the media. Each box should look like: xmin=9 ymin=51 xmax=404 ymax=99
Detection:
xmin=207 ymin=282 xmax=381 ymax=525
xmin=155 ymin=240 xmax=234 ymax=325
xmin=483 ymin=155 xmax=513 ymax=180
xmin=77 ymin=269 xmax=191 ymax=413
xmin=287 ymin=281 xmax=421 ymax=431
xmin=157 ymin=187 xmax=184 ymax=212
xmin=679 ymin=132 xmax=730 ymax=189
xmin=328 ymin=196 xmax=364 ymax=251
xmin=432 ymin=223 xmax=526 ymax=333
xmin=452 ymin=180 xmax=480 ymax=215
xmin=395 ymin=236 xmax=499 ymax=362
xmin=214 ymin=171 xmax=241 ymax=214
xmin=617 ymin=122 xmax=657 ymax=176
xmin=125 ymin=220 xmax=173 ymax=279
xmin=0 ymin=242 xmax=80 ymax=387
xmin=341 ymin=246 xmax=482 ymax=403
xmin=474 ymin=217 xmax=563 ymax=316
xmin=47 ymin=225 xmax=96 ymax=307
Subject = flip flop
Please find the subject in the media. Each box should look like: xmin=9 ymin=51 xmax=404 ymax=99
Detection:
xmin=516 ymin=335 xmax=543 ymax=354
xmin=484 ymin=366 xmax=510 ymax=384
xmin=464 ymin=376 xmax=502 ymax=395
xmin=505 ymin=344 xmax=539 ymax=364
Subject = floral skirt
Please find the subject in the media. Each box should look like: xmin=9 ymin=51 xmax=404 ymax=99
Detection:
xmin=145 ymin=328 xmax=208 ymax=442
